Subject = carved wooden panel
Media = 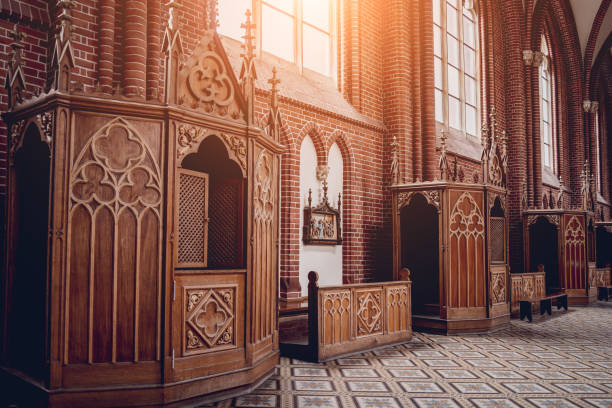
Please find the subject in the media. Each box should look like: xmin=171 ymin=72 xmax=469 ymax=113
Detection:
xmin=176 ymin=168 xmax=209 ymax=268
xmin=490 ymin=217 xmax=505 ymax=263
xmin=448 ymin=191 xmax=486 ymax=309
xmin=510 ymin=274 xmax=523 ymax=311
xmin=386 ymin=285 xmax=410 ymax=333
xmin=564 ymin=215 xmax=586 ymax=290
xmin=509 ymin=272 xmax=546 ymax=312
xmin=176 ymin=31 xmax=244 ymax=121
xmin=184 ymin=286 xmax=236 ymax=355
xmin=355 ymin=288 xmax=383 ymax=337
xmin=591 ymin=268 xmax=611 ymax=288
xmin=251 ymin=151 xmax=277 ymax=344
xmin=314 ymin=280 xmax=412 ymax=361
xmin=67 ymin=117 xmax=162 ymax=364
xmin=490 ymin=267 xmax=506 ymax=304
xmin=321 ymin=290 xmax=351 ymax=346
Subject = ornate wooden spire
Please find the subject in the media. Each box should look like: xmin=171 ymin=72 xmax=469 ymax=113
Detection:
xmin=390 ymin=134 xmax=400 ymax=184
xmin=266 ymin=66 xmax=282 ymax=141
xmin=50 ymin=0 xmax=76 ymax=92
xmin=5 ymin=24 xmax=27 ymax=108
xmin=240 ymin=9 xmax=257 ymax=125
xmin=438 ymin=129 xmax=448 ymax=181
xmin=162 ymin=0 xmax=183 ymax=104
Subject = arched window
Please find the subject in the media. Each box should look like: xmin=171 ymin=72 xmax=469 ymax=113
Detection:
xmin=539 ymin=35 xmax=554 ymax=170
xmin=433 ymin=0 xmax=480 ymax=137
xmin=218 ymin=0 xmax=335 ymax=77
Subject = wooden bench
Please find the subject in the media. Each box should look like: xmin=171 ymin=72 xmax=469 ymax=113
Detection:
xmin=519 ymin=291 xmax=568 ymax=322
xmin=598 ymin=286 xmax=612 ymax=301
xmin=280 ymin=269 xmax=412 ymax=362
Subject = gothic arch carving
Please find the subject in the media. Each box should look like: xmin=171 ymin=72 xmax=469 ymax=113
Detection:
xmin=9 ymin=112 xmax=53 ymax=163
xmin=176 ymin=123 xmax=247 ymax=177
xmin=397 ymin=190 xmax=441 ymax=213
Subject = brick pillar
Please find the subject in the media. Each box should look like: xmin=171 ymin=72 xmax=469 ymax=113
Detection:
xmin=502 ymin=0 xmax=528 ymax=273
xmin=382 ymin=0 xmax=411 ymax=182
xmin=124 ymin=0 xmax=147 ymax=97
xmin=421 ymin=0 xmax=436 ymax=181
xmin=99 ymin=0 xmax=115 ymax=93
xmin=147 ymin=0 xmax=161 ymax=100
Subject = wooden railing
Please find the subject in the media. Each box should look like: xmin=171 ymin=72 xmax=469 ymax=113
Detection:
xmin=307 ymin=269 xmax=412 ymax=362
xmin=510 ymin=271 xmax=546 ymax=314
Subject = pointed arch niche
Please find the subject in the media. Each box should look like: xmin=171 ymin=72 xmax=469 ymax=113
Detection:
xmin=299 ymin=137 xmax=343 ymax=296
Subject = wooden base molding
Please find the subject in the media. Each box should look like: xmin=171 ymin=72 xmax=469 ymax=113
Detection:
xmin=412 ymin=314 xmax=510 ymax=335
xmin=0 ymin=352 xmax=278 ymax=408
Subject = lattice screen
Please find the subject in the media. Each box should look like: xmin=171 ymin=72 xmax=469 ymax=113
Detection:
xmin=208 ymin=180 xmax=241 ymax=267
xmin=177 ymin=169 xmax=209 ymax=267
xmin=490 ymin=217 xmax=505 ymax=263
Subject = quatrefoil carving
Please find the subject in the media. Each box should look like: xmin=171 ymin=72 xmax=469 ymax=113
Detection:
xmin=119 ymin=167 xmax=161 ymax=206
xmin=72 ymin=164 xmax=115 ymax=203
xmin=450 ymin=193 xmax=484 ymax=236
xmin=187 ymin=53 xmax=234 ymax=107
xmin=93 ymin=125 xmax=143 ymax=172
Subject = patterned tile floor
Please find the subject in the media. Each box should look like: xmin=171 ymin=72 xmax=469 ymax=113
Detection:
xmin=203 ymin=303 xmax=612 ymax=408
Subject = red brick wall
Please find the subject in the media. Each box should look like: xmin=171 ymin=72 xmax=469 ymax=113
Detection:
xmin=2 ymin=0 xmax=612 ymax=285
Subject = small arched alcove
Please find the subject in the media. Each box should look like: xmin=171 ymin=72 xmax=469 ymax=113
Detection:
xmin=529 ymin=217 xmax=559 ymax=293
xmin=489 ymin=197 xmax=506 ymax=264
xmin=7 ymin=122 xmax=50 ymax=379
xmin=180 ymin=135 xmax=245 ymax=269
xmin=400 ymin=194 xmax=439 ymax=315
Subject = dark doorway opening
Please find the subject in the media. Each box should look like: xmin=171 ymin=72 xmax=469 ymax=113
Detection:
xmin=400 ymin=194 xmax=439 ymax=316
xmin=529 ymin=217 xmax=559 ymax=293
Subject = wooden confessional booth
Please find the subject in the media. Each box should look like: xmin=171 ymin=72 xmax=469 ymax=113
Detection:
xmin=522 ymin=209 xmax=595 ymax=305
xmin=391 ymin=118 xmax=510 ymax=334
xmin=0 ymin=25 xmax=282 ymax=407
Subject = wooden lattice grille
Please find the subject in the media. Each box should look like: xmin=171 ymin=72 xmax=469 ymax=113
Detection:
xmin=177 ymin=169 xmax=209 ymax=267
xmin=490 ymin=217 xmax=505 ymax=263
xmin=209 ymin=180 xmax=241 ymax=267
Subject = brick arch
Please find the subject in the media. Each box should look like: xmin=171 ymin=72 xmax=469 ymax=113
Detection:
xmin=278 ymin=121 xmax=329 ymax=301
xmin=531 ymin=0 xmax=584 ymax=206
xmin=590 ymin=32 xmax=612 ymax=99
xmin=584 ymin=0 xmax=611 ymax=93
xmin=296 ymin=121 xmax=328 ymax=166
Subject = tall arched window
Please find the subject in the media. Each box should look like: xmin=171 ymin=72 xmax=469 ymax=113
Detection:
xmin=218 ymin=0 xmax=335 ymax=77
xmin=539 ymin=35 xmax=554 ymax=169
xmin=433 ymin=0 xmax=480 ymax=137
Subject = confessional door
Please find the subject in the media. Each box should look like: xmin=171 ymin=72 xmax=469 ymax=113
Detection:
xmin=169 ymin=134 xmax=248 ymax=382
xmin=528 ymin=217 xmax=559 ymax=293
xmin=400 ymin=194 xmax=440 ymax=315
xmin=4 ymin=123 xmax=50 ymax=380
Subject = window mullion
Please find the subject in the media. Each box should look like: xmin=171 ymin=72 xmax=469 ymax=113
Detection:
xmin=442 ymin=0 xmax=449 ymax=129
xmin=295 ymin=0 xmax=302 ymax=72
xmin=459 ymin=2 xmax=466 ymax=136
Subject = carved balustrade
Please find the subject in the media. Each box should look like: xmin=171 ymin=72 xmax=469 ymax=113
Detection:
xmin=305 ymin=270 xmax=412 ymax=362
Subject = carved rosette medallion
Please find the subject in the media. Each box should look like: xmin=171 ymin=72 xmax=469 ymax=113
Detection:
xmin=356 ymin=291 xmax=383 ymax=336
xmin=184 ymin=287 xmax=236 ymax=354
